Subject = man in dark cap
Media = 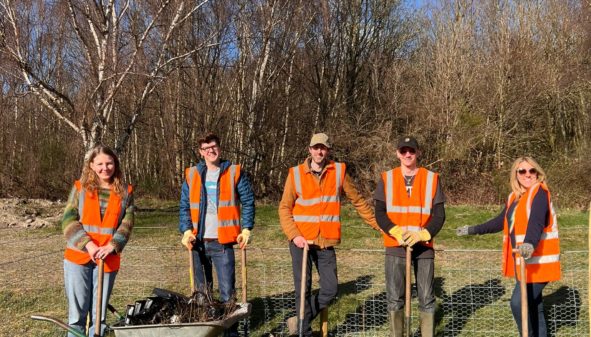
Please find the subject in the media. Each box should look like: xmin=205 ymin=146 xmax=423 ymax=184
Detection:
xmin=373 ymin=136 xmax=446 ymax=337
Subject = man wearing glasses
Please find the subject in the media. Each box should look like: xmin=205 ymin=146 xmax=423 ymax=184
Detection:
xmin=179 ymin=133 xmax=255 ymax=337
xmin=279 ymin=132 xmax=381 ymax=336
xmin=374 ymin=136 xmax=445 ymax=337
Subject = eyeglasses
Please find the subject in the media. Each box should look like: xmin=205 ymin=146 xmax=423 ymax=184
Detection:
xmin=399 ymin=147 xmax=416 ymax=155
xmin=516 ymin=168 xmax=537 ymax=175
xmin=200 ymin=145 xmax=218 ymax=152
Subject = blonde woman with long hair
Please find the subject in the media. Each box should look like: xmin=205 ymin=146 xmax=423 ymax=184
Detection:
xmin=457 ymin=157 xmax=560 ymax=337
xmin=62 ymin=145 xmax=134 ymax=337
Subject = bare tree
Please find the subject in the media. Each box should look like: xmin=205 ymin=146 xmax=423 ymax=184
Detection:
xmin=0 ymin=0 xmax=210 ymax=152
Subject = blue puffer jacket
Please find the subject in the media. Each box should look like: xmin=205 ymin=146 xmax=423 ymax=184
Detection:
xmin=178 ymin=160 xmax=255 ymax=239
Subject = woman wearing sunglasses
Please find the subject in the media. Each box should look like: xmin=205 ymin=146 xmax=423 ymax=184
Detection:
xmin=457 ymin=157 xmax=561 ymax=337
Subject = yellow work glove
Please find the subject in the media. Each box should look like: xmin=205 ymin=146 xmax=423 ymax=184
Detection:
xmin=236 ymin=228 xmax=251 ymax=249
xmin=181 ymin=230 xmax=196 ymax=249
xmin=402 ymin=229 xmax=431 ymax=247
xmin=388 ymin=226 xmax=405 ymax=245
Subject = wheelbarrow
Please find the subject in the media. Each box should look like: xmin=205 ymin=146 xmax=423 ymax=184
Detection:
xmin=110 ymin=302 xmax=251 ymax=337
xmin=110 ymin=246 xmax=252 ymax=337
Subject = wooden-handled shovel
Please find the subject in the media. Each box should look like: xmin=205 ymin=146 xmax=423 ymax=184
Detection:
xmin=405 ymin=246 xmax=412 ymax=337
xmin=298 ymin=243 xmax=310 ymax=337
xmin=241 ymin=247 xmax=248 ymax=336
xmin=513 ymin=249 xmax=528 ymax=337
xmin=188 ymin=246 xmax=195 ymax=294
xmin=94 ymin=258 xmax=104 ymax=337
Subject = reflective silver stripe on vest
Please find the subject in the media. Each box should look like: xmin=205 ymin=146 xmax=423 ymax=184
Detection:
xmin=423 ymin=171 xmax=435 ymax=210
xmin=388 ymin=205 xmax=432 ymax=214
xmin=219 ymin=165 xmax=238 ymax=207
xmin=293 ymin=215 xmax=341 ymax=223
xmin=219 ymin=219 xmax=241 ymax=228
xmin=219 ymin=166 xmax=238 ymax=207
xmin=295 ymin=195 xmax=340 ymax=206
xmin=188 ymin=166 xmax=200 ymax=213
xmin=514 ymin=231 xmax=559 ymax=243
xmin=507 ymin=192 xmax=515 ymax=233
xmin=335 ymin=163 xmax=343 ymax=194
xmin=82 ymin=224 xmax=116 ymax=235
xmin=385 ymin=170 xmax=394 ymax=211
xmin=400 ymin=225 xmax=422 ymax=232
xmin=293 ymin=163 xmax=342 ymax=206
xmin=78 ymin=188 xmax=86 ymax=219
xmin=385 ymin=169 xmax=434 ymax=215
xmin=293 ymin=165 xmax=303 ymax=196
xmin=188 ymin=166 xmax=199 ymax=229
xmin=525 ymin=183 xmax=541 ymax=219
xmin=517 ymin=254 xmax=560 ymax=265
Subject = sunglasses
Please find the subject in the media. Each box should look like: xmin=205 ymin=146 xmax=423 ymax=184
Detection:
xmin=399 ymin=147 xmax=416 ymax=155
xmin=516 ymin=168 xmax=537 ymax=175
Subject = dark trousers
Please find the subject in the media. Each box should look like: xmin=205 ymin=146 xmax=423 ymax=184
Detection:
xmin=510 ymin=281 xmax=547 ymax=337
xmin=289 ymin=242 xmax=338 ymax=337
xmin=385 ymin=254 xmax=435 ymax=313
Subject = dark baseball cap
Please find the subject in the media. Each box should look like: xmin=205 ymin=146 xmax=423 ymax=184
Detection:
xmin=397 ymin=136 xmax=419 ymax=150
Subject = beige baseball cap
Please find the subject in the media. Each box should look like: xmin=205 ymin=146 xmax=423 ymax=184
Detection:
xmin=309 ymin=133 xmax=331 ymax=148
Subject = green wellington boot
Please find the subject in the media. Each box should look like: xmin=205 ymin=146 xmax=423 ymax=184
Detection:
xmin=419 ymin=311 xmax=434 ymax=337
xmin=388 ymin=310 xmax=404 ymax=337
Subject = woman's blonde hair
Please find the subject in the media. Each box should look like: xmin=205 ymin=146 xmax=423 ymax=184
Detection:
xmin=80 ymin=145 xmax=124 ymax=195
xmin=509 ymin=156 xmax=546 ymax=200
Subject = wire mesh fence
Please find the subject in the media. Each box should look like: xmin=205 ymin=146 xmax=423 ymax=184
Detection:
xmin=0 ymin=227 xmax=588 ymax=337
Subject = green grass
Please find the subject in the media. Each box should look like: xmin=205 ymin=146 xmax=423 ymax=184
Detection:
xmin=6 ymin=201 xmax=588 ymax=337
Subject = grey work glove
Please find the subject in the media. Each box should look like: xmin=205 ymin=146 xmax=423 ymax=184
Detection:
xmin=518 ymin=243 xmax=534 ymax=260
xmin=456 ymin=225 xmax=474 ymax=236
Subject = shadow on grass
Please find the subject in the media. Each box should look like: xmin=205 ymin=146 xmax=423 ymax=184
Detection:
xmin=545 ymin=286 xmax=581 ymax=337
xmin=435 ymin=277 xmax=505 ymax=337
xmin=323 ymin=277 xmax=505 ymax=337
xmin=250 ymin=275 xmax=375 ymax=336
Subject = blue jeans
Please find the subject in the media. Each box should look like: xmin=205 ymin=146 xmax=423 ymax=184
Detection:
xmin=191 ymin=239 xmax=236 ymax=302
xmin=289 ymin=242 xmax=338 ymax=337
xmin=510 ymin=281 xmax=547 ymax=337
xmin=192 ymin=240 xmax=237 ymax=337
xmin=385 ymin=254 xmax=435 ymax=313
xmin=64 ymin=259 xmax=117 ymax=337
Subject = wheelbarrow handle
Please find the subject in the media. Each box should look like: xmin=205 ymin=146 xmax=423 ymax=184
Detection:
xmin=31 ymin=315 xmax=87 ymax=337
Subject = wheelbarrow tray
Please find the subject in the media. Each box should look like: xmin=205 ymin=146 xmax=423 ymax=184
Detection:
xmin=111 ymin=303 xmax=251 ymax=337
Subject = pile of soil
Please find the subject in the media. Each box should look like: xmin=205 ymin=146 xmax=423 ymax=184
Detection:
xmin=0 ymin=198 xmax=64 ymax=229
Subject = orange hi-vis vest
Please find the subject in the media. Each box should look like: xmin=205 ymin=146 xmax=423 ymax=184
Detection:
xmin=64 ymin=181 xmax=132 ymax=272
xmin=502 ymin=182 xmax=560 ymax=283
xmin=291 ymin=161 xmax=345 ymax=241
xmin=382 ymin=167 xmax=438 ymax=248
xmin=185 ymin=165 xmax=242 ymax=244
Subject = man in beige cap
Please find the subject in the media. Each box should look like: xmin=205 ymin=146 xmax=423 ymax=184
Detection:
xmin=279 ymin=132 xmax=381 ymax=336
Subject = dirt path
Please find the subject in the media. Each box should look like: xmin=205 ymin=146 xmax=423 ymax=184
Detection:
xmin=0 ymin=198 xmax=64 ymax=229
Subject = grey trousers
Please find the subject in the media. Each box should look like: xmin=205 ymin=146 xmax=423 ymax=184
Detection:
xmin=385 ymin=254 xmax=435 ymax=313
xmin=290 ymin=242 xmax=338 ymax=337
